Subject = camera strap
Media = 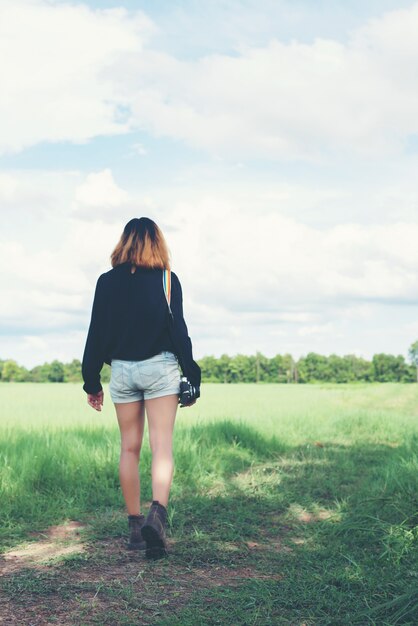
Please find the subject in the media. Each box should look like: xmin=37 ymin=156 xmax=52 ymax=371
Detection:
xmin=162 ymin=268 xmax=186 ymax=375
xmin=162 ymin=268 xmax=201 ymax=393
xmin=162 ymin=268 xmax=173 ymax=319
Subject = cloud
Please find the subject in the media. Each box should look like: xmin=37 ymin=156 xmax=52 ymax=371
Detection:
xmin=73 ymin=168 xmax=130 ymax=218
xmin=109 ymin=2 xmax=418 ymax=160
xmin=2 ymin=2 xmax=417 ymax=366
xmin=0 ymin=170 xmax=62 ymax=217
xmin=0 ymin=173 xmax=18 ymax=200
xmin=1 ymin=169 xmax=417 ymax=339
xmin=163 ymin=199 xmax=418 ymax=321
xmin=0 ymin=330 xmax=87 ymax=368
xmin=0 ymin=0 xmax=154 ymax=155
xmin=0 ymin=238 xmax=90 ymax=334
xmin=297 ymin=323 xmax=341 ymax=338
xmin=1 ymin=177 xmax=417 ymax=363
xmin=2 ymin=1 xmax=418 ymax=161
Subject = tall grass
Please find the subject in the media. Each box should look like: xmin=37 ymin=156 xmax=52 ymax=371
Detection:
xmin=0 ymin=383 xmax=417 ymax=624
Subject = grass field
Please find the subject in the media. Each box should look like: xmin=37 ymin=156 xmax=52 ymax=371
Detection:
xmin=0 ymin=382 xmax=417 ymax=625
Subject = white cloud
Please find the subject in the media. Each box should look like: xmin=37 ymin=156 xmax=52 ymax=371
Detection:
xmin=2 ymin=1 xmax=418 ymax=160
xmin=0 ymin=331 xmax=87 ymax=368
xmin=22 ymin=336 xmax=48 ymax=351
xmin=0 ymin=0 xmax=154 ymax=155
xmin=0 ymin=239 xmax=90 ymax=334
xmin=297 ymin=323 xmax=341 ymax=338
xmin=1 ymin=0 xmax=418 ymax=365
xmin=73 ymin=168 xmax=130 ymax=217
xmin=1 ymin=170 xmax=417 ymax=342
xmin=163 ymin=199 xmax=418 ymax=319
xmin=1 ymin=189 xmax=417 ymax=364
xmin=107 ymin=2 xmax=418 ymax=160
xmin=0 ymin=173 xmax=18 ymax=200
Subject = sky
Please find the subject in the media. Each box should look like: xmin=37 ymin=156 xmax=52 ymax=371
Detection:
xmin=1 ymin=0 xmax=418 ymax=368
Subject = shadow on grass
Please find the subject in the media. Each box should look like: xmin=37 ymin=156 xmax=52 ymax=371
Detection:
xmin=1 ymin=420 xmax=417 ymax=625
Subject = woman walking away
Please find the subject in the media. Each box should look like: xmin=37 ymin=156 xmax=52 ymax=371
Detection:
xmin=81 ymin=217 xmax=201 ymax=559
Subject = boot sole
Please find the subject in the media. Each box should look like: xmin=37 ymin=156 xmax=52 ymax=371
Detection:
xmin=141 ymin=524 xmax=168 ymax=559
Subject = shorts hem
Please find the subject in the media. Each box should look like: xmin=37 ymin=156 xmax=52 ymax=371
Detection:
xmin=110 ymin=388 xmax=180 ymax=403
xmin=144 ymin=388 xmax=180 ymax=400
xmin=110 ymin=395 xmax=144 ymax=404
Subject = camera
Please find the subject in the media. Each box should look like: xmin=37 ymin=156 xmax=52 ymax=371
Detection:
xmin=179 ymin=376 xmax=200 ymax=407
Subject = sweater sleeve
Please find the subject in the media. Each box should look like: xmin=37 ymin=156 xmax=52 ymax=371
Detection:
xmin=171 ymin=272 xmax=201 ymax=388
xmin=82 ymin=275 xmax=105 ymax=394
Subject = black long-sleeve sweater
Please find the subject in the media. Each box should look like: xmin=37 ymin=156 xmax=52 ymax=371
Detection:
xmin=81 ymin=262 xmax=201 ymax=394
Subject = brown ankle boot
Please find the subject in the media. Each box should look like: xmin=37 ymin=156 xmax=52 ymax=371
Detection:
xmin=127 ymin=514 xmax=146 ymax=550
xmin=141 ymin=500 xmax=168 ymax=559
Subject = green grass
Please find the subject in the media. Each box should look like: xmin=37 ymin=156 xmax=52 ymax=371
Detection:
xmin=0 ymin=383 xmax=417 ymax=624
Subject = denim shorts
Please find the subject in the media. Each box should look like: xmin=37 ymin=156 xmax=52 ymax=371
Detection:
xmin=108 ymin=351 xmax=181 ymax=403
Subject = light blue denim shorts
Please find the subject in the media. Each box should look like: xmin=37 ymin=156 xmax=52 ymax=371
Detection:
xmin=109 ymin=351 xmax=181 ymax=403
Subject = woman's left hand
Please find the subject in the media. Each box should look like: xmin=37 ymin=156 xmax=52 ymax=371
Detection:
xmin=87 ymin=390 xmax=104 ymax=411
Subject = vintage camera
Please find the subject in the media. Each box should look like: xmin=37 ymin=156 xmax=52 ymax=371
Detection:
xmin=179 ymin=376 xmax=200 ymax=407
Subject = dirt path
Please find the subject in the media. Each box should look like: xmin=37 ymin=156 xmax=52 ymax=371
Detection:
xmin=0 ymin=516 xmax=285 ymax=625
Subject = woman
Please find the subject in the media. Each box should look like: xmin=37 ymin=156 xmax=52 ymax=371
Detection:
xmin=81 ymin=217 xmax=201 ymax=560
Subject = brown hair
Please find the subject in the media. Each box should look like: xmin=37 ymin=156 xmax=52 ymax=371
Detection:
xmin=110 ymin=217 xmax=171 ymax=271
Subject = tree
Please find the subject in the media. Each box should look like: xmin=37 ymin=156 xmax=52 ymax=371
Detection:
xmin=48 ymin=360 xmax=65 ymax=382
xmin=297 ymin=353 xmax=330 ymax=383
xmin=64 ymin=358 xmax=82 ymax=382
xmin=343 ymin=354 xmax=373 ymax=382
xmin=1 ymin=359 xmax=24 ymax=382
xmin=372 ymin=353 xmax=410 ymax=382
xmin=286 ymin=355 xmax=297 ymax=383
xmin=198 ymin=356 xmax=219 ymax=382
xmin=218 ymin=354 xmax=232 ymax=383
xmin=267 ymin=354 xmax=291 ymax=383
xmin=408 ymin=341 xmax=418 ymax=383
xmin=230 ymin=354 xmax=253 ymax=382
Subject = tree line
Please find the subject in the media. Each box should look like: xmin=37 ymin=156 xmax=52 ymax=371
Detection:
xmin=1 ymin=342 xmax=418 ymax=384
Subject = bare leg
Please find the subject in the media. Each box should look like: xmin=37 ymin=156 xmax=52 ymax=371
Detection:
xmin=145 ymin=394 xmax=178 ymax=508
xmin=114 ymin=400 xmax=145 ymax=516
